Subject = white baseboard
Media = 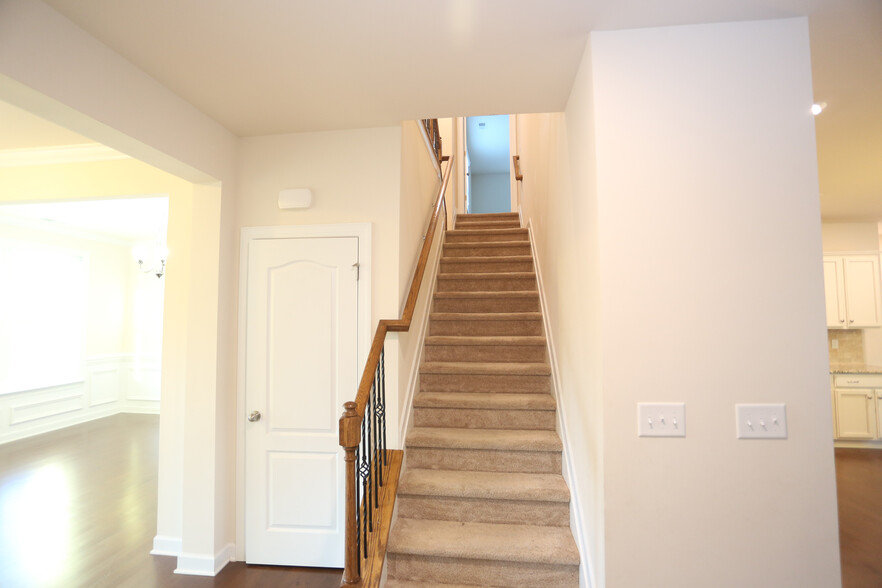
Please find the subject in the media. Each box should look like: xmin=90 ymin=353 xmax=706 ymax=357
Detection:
xmin=526 ymin=221 xmax=593 ymax=588
xmin=151 ymin=535 xmax=182 ymax=556
xmin=121 ymin=404 xmax=161 ymax=415
xmin=174 ymin=543 xmax=235 ymax=576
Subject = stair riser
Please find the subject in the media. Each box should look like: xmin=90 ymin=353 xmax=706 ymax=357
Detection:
xmin=444 ymin=245 xmax=532 ymax=258
xmin=452 ymin=221 xmax=521 ymax=230
xmin=397 ymin=495 xmax=570 ymax=526
xmin=436 ymin=276 xmax=536 ymax=293
xmin=432 ymin=297 xmax=540 ymax=313
xmin=457 ymin=213 xmax=520 ymax=221
xmin=440 ymin=260 xmax=534 ymax=273
xmin=423 ymin=344 xmax=546 ymax=363
xmin=413 ymin=407 xmax=556 ymax=430
xmin=430 ymin=319 xmax=543 ymax=337
xmin=420 ymin=373 xmax=551 ymax=393
xmin=406 ymin=447 xmax=561 ymax=474
xmin=387 ymin=554 xmax=578 ymax=587
xmin=446 ymin=232 xmax=529 ymax=244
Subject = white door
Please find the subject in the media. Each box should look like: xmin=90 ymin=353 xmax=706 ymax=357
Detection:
xmin=244 ymin=236 xmax=359 ymax=566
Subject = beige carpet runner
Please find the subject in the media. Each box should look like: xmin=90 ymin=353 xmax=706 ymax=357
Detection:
xmin=386 ymin=212 xmax=580 ymax=587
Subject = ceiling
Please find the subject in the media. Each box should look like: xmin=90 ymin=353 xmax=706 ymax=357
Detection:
xmin=2 ymin=0 xmax=879 ymax=220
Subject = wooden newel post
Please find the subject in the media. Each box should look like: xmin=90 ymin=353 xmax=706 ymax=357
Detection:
xmin=340 ymin=401 xmax=361 ymax=585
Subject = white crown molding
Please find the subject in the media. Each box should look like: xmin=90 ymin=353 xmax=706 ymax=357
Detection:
xmin=0 ymin=143 xmax=130 ymax=167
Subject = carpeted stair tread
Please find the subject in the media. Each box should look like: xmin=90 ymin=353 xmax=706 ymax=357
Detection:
xmin=407 ymin=427 xmax=562 ymax=452
xmin=440 ymin=255 xmax=533 ymax=264
xmin=431 ymin=312 xmax=542 ymax=321
xmin=385 ymin=581 xmax=483 ymax=588
xmin=424 ymin=335 xmax=546 ymax=346
xmin=437 ymin=271 xmax=536 ymax=280
xmin=449 ymin=227 xmax=528 ymax=237
xmin=387 ymin=519 xmax=579 ymax=565
xmin=432 ymin=290 xmax=539 ymax=299
xmin=399 ymin=469 xmax=570 ymax=502
xmin=451 ymin=222 xmax=521 ymax=231
xmin=415 ymin=392 xmax=556 ymax=410
xmin=421 ymin=361 xmax=550 ymax=375
xmin=444 ymin=240 xmax=530 ymax=249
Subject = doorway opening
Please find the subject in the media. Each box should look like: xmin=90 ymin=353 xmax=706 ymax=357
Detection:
xmin=465 ymin=115 xmax=512 ymax=214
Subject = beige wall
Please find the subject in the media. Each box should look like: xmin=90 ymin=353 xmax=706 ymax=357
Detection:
xmin=396 ymin=120 xmax=444 ymax=429
xmin=591 ymin=18 xmax=839 ymax=587
xmin=822 ymin=222 xmax=880 ymax=251
xmin=237 ymin=127 xmax=402 ymax=333
xmin=516 ymin=38 xmax=603 ymax=588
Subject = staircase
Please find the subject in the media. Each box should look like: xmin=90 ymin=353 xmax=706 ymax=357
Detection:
xmin=385 ymin=212 xmax=580 ymax=588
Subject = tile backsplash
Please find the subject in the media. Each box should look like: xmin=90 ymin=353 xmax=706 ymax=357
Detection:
xmin=828 ymin=329 xmax=864 ymax=366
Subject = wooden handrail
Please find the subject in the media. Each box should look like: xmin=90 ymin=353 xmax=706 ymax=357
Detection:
xmin=349 ymin=154 xmax=454 ymax=416
xmin=340 ymin=152 xmax=455 ymax=586
xmin=513 ymin=154 xmax=523 ymax=181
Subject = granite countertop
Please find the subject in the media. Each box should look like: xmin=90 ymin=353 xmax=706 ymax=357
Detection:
xmin=830 ymin=364 xmax=882 ymax=375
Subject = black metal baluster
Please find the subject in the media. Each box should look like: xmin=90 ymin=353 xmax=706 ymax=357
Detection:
xmin=379 ymin=347 xmax=387 ymax=472
xmin=372 ymin=361 xmax=379 ymax=508
xmin=360 ymin=407 xmax=368 ymax=559
xmin=365 ymin=392 xmax=373 ymax=534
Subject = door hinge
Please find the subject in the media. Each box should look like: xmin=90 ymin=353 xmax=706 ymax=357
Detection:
xmin=352 ymin=262 xmax=359 ymax=280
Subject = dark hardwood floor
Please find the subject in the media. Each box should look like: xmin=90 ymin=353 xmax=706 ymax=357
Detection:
xmin=3 ymin=416 xmax=881 ymax=587
xmin=836 ymin=448 xmax=882 ymax=588
xmin=0 ymin=414 xmax=342 ymax=588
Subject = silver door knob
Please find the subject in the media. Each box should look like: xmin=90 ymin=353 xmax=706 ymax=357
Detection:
xmin=248 ymin=410 xmax=261 ymax=422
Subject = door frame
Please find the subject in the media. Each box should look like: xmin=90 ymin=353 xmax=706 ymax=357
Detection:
xmin=235 ymin=222 xmax=371 ymax=561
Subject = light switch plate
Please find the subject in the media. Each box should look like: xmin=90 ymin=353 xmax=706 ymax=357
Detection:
xmin=736 ymin=404 xmax=787 ymax=439
xmin=638 ymin=403 xmax=686 ymax=437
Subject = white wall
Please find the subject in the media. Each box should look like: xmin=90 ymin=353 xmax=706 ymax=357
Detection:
xmin=469 ymin=173 xmax=511 ymax=213
xmin=591 ymin=18 xmax=839 ymax=587
xmin=516 ymin=37 xmax=603 ymax=588
xmin=0 ymin=220 xmax=163 ymax=444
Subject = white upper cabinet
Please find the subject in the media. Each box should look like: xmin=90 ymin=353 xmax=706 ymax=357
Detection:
xmin=823 ymin=254 xmax=882 ymax=328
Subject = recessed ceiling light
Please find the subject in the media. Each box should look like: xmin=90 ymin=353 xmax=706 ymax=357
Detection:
xmin=811 ymin=102 xmax=827 ymax=116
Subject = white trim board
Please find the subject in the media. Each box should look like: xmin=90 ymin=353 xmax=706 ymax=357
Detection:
xmin=397 ymin=213 xmax=446 ymax=440
xmin=151 ymin=535 xmax=183 ymax=557
xmin=175 ymin=543 xmax=235 ymax=577
xmin=234 ymin=222 xmax=372 ymax=562
xmin=526 ymin=220 xmax=593 ymax=588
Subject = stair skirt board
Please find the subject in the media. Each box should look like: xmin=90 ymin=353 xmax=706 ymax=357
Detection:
xmin=389 ymin=213 xmax=581 ymax=587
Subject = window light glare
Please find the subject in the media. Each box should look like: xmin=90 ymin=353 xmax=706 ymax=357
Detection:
xmin=811 ymin=102 xmax=827 ymax=116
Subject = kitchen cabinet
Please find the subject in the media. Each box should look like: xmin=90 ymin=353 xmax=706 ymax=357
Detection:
xmin=823 ymin=255 xmax=882 ymax=328
xmin=833 ymin=374 xmax=882 ymax=440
